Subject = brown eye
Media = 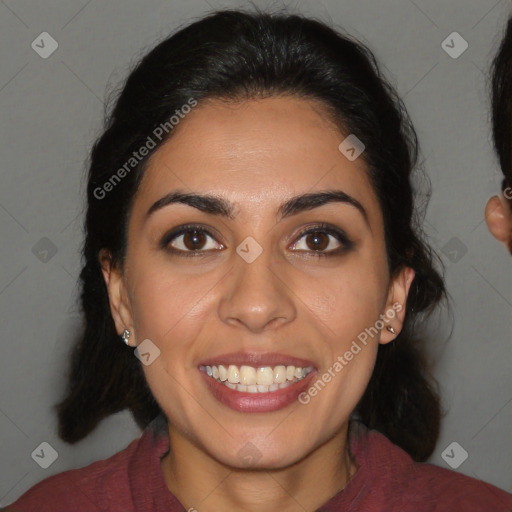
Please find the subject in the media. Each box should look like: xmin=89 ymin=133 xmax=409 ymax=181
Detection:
xmin=161 ymin=225 xmax=224 ymax=256
xmin=290 ymin=223 xmax=354 ymax=257
xmin=182 ymin=230 xmax=207 ymax=250
xmin=304 ymin=231 xmax=330 ymax=251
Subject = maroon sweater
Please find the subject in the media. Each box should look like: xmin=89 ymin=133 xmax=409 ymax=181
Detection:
xmin=5 ymin=420 xmax=511 ymax=511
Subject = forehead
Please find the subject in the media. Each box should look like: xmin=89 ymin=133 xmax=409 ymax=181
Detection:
xmin=133 ymin=96 xmax=380 ymax=224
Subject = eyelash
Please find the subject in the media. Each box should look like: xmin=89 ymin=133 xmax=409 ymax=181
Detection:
xmin=160 ymin=223 xmax=354 ymax=258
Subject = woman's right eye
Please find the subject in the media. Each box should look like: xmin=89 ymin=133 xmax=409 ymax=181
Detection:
xmin=162 ymin=225 xmax=224 ymax=257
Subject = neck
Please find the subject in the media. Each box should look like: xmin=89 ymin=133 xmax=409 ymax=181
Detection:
xmin=160 ymin=422 xmax=358 ymax=512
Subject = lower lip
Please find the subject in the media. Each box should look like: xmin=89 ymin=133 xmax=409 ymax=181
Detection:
xmin=200 ymin=369 xmax=317 ymax=413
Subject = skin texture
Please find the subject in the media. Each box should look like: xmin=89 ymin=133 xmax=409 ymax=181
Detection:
xmin=485 ymin=191 xmax=512 ymax=253
xmin=100 ymin=96 xmax=415 ymax=511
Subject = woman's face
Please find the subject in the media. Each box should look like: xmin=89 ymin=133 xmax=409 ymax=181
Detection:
xmin=103 ymin=96 xmax=413 ymax=469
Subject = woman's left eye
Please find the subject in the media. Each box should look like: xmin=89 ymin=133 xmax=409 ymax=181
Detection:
xmin=290 ymin=224 xmax=354 ymax=257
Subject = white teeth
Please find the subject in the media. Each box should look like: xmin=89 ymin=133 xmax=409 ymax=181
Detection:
xmin=218 ymin=364 xmax=228 ymax=381
xmin=256 ymin=367 xmax=274 ymax=386
xmin=240 ymin=365 xmax=257 ymax=386
xmin=227 ymin=365 xmax=239 ymax=384
xmin=202 ymin=364 xmax=313 ymax=393
xmin=273 ymin=365 xmax=287 ymax=384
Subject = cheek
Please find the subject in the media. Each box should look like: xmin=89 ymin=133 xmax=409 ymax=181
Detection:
xmin=128 ymin=266 xmax=220 ymax=423
xmin=294 ymin=253 xmax=387 ymax=415
xmin=128 ymin=265 xmax=218 ymax=366
xmin=300 ymin=262 xmax=387 ymax=350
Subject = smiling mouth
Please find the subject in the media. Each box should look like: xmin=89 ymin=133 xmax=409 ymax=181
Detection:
xmin=199 ymin=364 xmax=314 ymax=393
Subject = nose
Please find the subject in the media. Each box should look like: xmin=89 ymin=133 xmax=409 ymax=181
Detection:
xmin=218 ymin=246 xmax=297 ymax=333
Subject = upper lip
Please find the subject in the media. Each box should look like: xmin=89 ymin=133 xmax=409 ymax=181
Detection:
xmin=198 ymin=352 xmax=317 ymax=368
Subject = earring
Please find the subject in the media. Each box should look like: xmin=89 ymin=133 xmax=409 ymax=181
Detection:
xmin=386 ymin=326 xmax=396 ymax=334
xmin=121 ymin=329 xmax=131 ymax=345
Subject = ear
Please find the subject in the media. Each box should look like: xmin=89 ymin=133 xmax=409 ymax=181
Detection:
xmin=379 ymin=266 xmax=415 ymax=345
xmin=99 ymin=248 xmax=135 ymax=345
xmin=485 ymin=195 xmax=512 ymax=251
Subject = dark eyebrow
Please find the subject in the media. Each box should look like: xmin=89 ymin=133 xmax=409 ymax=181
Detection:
xmin=145 ymin=189 xmax=369 ymax=226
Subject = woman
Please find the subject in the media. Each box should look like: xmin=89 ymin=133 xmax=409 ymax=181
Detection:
xmin=5 ymin=8 xmax=511 ymax=512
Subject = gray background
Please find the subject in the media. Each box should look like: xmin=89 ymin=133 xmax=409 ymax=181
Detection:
xmin=1 ymin=0 xmax=511 ymax=505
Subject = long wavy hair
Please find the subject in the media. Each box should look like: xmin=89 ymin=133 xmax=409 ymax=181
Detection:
xmin=55 ymin=8 xmax=446 ymax=462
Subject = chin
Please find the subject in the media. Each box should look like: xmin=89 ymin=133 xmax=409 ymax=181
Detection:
xmin=222 ymin=447 xmax=306 ymax=471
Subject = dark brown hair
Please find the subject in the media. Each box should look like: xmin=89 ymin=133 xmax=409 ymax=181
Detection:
xmin=491 ymin=15 xmax=512 ymax=190
xmin=55 ymin=8 xmax=446 ymax=462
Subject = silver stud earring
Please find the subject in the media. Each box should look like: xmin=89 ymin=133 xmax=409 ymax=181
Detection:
xmin=121 ymin=329 xmax=131 ymax=345
xmin=386 ymin=326 xmax=396 ymax=334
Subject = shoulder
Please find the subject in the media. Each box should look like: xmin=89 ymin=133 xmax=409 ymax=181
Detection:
xmin=3 ymin=432 xmax=146 ymax=512
xmin=409 ymin=462 xmax=512 ymax=511
xmin=351 ymin=423 xmax=512 ymax=512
